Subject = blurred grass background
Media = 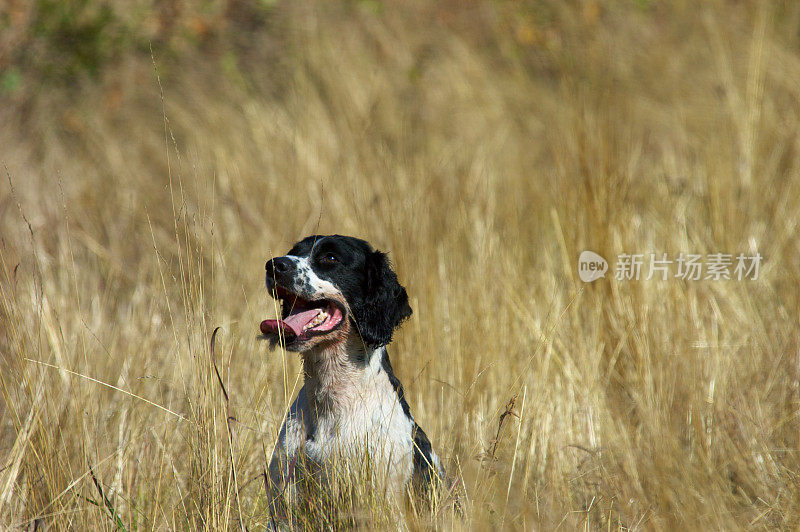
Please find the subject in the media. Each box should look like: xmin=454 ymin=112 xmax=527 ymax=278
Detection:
xmin=2 ymin=0 xmax=800 ymax=529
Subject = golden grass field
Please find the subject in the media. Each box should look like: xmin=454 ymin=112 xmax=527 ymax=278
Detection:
xmin=2 ymin=0 xmax=800 ymax=529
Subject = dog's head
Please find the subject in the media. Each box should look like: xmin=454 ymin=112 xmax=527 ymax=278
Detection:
xmin=260 ymin=235 xmax=412 ymax=352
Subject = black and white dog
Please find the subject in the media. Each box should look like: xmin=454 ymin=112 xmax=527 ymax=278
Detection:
xmin=260 ymin=235 xmax=445 ymax=511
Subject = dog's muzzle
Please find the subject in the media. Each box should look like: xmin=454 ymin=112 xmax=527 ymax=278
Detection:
xmin=261 ymin=256 xmax=345 ymax=341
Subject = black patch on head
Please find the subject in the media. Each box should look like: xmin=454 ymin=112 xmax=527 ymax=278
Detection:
xmin=287 ymin=234 xmax=325 ymax=257
xmin=350 ymin=249 xmax=412 ymax=348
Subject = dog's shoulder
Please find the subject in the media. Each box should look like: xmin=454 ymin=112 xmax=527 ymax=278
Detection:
xmin=378 ymin=348 xmax=446 ymax=490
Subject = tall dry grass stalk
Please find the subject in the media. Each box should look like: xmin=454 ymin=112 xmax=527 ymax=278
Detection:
xmin=2 ymin=1 xmax=800 ymax=529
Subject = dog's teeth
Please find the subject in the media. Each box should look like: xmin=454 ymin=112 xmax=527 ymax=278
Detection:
xmin=302 ymin=310 xmax=329 ymax=331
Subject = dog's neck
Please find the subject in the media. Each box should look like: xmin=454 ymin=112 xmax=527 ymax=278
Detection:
xmin=301 ymin=336 xmax=382 ymax=416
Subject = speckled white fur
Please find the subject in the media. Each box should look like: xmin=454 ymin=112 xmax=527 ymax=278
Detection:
xmin=287 ymin=255 xmax=344 ymax=303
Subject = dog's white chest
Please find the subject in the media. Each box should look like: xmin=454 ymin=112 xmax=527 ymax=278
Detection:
xmin=273 ymin=353 xmax=415 ymax=488
xmin=306 ymin=383 xmax=415 ymax=483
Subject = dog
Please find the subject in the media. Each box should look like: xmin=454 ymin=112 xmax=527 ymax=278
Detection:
xmin=260 ymin=235 xmax=446 ymax=516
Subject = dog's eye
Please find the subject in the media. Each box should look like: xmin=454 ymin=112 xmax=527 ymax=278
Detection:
xmin=319 ymin=253 xmax=339 ymax=266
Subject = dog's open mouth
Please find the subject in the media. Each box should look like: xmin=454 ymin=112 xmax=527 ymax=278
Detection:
xmin=260 ymin=285 xmax=345 ymax=341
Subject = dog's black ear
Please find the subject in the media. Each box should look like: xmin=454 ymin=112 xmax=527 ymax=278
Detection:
xmin=352 ymin=250 xmax=412 ymax=348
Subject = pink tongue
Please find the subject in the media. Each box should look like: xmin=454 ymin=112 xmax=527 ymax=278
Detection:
xmin=282 ymin=308 xmax=322 ymax=335
xmin=261 ymin=308 xmax=321 ymax=337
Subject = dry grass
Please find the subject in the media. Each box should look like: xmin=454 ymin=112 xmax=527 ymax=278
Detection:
xmin=2 ymin=0 xmax=800 ymax=529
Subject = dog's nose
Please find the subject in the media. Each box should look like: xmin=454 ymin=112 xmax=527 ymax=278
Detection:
xmin=265 ymin=256 xmax=293 ymax=275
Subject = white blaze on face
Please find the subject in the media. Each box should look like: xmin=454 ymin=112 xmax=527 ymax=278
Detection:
xmin=286 ymin=255 xmax=344 ymax=301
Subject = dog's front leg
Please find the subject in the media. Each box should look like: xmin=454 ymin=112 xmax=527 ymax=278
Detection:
xmin=267 ymin=386 xmax=310 ymax=522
